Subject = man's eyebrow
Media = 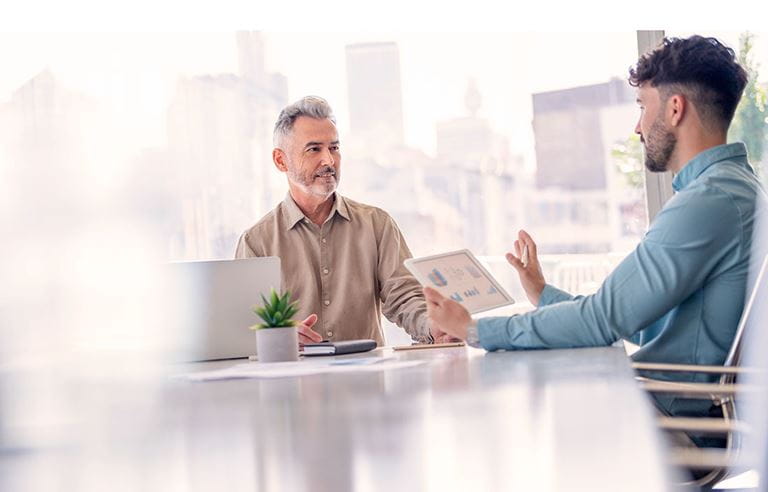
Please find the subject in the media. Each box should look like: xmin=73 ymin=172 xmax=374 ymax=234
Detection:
xmin=303 ymin=140 xmax=340 ymax=148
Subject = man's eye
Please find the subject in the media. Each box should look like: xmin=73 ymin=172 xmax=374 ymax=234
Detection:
xmin=307 ymin=147 xmax=319 ymax=152
xmin=330 ymin=146 xmax=340 ymax=152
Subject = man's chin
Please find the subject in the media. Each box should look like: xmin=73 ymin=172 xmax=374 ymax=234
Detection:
xmin=309 ymin=183 xmax=337 ymax=198
xmin=644 ymin=158 xmax=668 ymax=173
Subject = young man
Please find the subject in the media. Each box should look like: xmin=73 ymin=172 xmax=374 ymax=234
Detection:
xmin=425 ymin=36 xmax=765 ymax=419
xmin=236 ymin=96 xmax=449 ymax=345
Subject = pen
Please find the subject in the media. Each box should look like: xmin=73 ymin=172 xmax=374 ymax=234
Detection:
xmin=521 ymin=244 xmax=529 ymax=268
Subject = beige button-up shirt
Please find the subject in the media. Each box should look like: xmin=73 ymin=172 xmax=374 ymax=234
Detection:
xmin=235 ymin=193 xmax=430 ymax=345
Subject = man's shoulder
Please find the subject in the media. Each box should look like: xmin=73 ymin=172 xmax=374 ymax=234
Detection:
xmin=242 ymin=204 xmax=283 ymax=238
xmin=341 ymin=195 xmax=395 ymax=221
xmin=685 ymin=161 xmax=761 ymax=209
xmin=657 ymin=165 xmax=754 ymax=237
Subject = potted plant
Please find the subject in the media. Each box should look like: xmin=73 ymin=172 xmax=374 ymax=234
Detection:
xmin=251 ymin=289 xmax=300 ymax=363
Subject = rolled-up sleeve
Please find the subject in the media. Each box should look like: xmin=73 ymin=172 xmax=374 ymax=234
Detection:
xmin=538 ymin=284 xmax=576 ymax=306
xmin=477 ymin=188 xmax=740 ymax=351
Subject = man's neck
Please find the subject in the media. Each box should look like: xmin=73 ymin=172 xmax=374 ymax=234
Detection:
xmin=289 ymin=188 xmax=335 ymax=226
xmin=669 ymin=132 xmax=727 ymax=174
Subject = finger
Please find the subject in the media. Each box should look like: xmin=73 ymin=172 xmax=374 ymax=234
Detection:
xmin=298 ymin=332 xmax=315 ymax=345
xmin=505 ymin=252 xmax=525 ymax=272
xmin=298 ymin=324 xmax=323 ymax=343
xmin=519 ymin=229 xmax=537 ymax=257
xmin=434 ymin=333 xmax=450 ymax=343
xmin=429 ymin=320 xmax=449 ymax=337
xmin=301 ymin=313 xmax=318 ymax=328
xmin=423 ymin=287 xmax=445 ymax=305
xmin=514 ymin=239 xmax=522 ymax=258
xmin=435 ymin=333 xmax=462 ymax=343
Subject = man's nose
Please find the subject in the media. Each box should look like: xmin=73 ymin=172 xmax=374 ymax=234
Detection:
xmin=634 ymin=119 xmax=641 ymax=136
xmin=321 ymin=148 xmax=335 ymax=165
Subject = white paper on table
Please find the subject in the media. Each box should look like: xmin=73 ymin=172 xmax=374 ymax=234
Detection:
xmin=178 ymin=356 xmax=426 ymax=382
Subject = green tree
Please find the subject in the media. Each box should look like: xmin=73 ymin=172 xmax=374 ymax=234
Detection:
xmin=611 ymin=133 xmax=644 ymax=189
xmin=729 ymin=32 xmax=767 ymax=177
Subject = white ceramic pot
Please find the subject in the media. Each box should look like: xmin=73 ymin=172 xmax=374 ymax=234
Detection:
xmin=255 ymin=326 xmax=299 ymax=363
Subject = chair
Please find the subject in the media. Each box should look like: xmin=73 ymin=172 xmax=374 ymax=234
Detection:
xmin=633 ymin=252 xmax=768 ymax=489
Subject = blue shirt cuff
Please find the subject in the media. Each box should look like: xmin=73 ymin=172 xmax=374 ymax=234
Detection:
xmin=477 ymin=317 xmax=514 ymax=351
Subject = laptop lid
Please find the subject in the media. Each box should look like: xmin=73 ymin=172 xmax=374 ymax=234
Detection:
xmin=166 ymin=257 xmax=281 ymax=361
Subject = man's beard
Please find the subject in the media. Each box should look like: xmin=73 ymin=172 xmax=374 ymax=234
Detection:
xmin=287 ymin=164 xmax=338 ymax=197
xmin=642 ymin=115 xmax=677 ymax=173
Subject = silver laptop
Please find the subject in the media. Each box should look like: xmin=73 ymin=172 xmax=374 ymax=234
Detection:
xmin=167 ymin=257 xmax=281 ymax=361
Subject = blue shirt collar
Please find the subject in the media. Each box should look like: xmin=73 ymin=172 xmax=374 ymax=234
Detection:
xmin=672 ymin=143 xmax=749 ymax=192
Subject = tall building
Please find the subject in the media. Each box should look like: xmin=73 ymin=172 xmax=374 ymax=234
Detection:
xmin=345 ymin=42 xmax=405 ymax=150
xmin=529 ymin=78 xmax=640 ymax=254
xmin=431 ymin=80 xmax=523 ymax=255
xmin=532 ymin=77 xmax=635 ymax=190
xmin=166 ymin=32 xmax=288 ymax=260
xmin=0 ymin=69 xmax=103 ymax=226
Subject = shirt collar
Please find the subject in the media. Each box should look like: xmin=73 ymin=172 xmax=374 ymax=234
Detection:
xmin=672 ymin=143 xmax=749 ymax=192
xmin=281 ymin=192 xmax=351 ymax=230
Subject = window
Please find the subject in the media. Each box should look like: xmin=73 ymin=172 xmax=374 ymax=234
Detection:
xmin=0 ymin=32 xmax=654 ymax=343
xmin=667 ymin=31 xmax=768 ymax=181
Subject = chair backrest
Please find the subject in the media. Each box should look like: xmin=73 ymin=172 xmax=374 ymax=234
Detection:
xmin=733 ymin=205 xmax=768 ymax=491
xmin=722 ymin=252 xmax=768 ymax=373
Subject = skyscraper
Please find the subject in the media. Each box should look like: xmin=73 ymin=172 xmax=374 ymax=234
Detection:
xmin=529 ymin=77 xmax=641 ymax=254
xmin=345 ymin=42 xmax=405 ymax=150
xmin=532 ymin=77 xmax=635 ymax=190
xmin=165 ymin=32 xmax=288 ymax=259
xmin=432 ymin=80 xmax=523 ymax=254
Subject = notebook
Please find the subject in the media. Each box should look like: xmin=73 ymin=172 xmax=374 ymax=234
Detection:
xmin=301 ymin=339 xmax=377 ymax=356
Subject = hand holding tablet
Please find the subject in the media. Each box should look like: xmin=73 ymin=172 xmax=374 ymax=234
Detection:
xmin=405 ymin=249 xmax=514 ymax=314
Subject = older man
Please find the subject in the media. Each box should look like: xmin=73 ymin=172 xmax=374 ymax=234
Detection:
xmin=426 ymin=35 xmax=766 ymax=421
xmin=236 ymin=96 xmax=445 ymax=345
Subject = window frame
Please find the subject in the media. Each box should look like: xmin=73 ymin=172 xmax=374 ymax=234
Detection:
xmin=636 ymin=30 xmax=675 ymax=223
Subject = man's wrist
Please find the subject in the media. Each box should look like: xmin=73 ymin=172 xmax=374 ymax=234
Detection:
xmin=465 ymin=319 xmax=481 ymax=348
xmin=423 ymin=316 xmax=435 ymax=344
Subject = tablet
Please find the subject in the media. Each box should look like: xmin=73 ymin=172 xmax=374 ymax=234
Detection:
xmin=405 ymin=249 xmax=514 ymax=314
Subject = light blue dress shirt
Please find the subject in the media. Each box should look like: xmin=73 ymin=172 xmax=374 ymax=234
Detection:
xmin=477 ymin=143 xmax=764 ymax=415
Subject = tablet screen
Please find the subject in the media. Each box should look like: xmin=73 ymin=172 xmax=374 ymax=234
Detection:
xmin=405 ymin=250 xmax=514 ymax=314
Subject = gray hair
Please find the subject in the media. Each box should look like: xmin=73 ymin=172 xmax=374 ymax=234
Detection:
xmin=273 ymin=96 xmax=336 ymax=147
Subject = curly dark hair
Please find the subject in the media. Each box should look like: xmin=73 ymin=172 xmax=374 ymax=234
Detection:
xmin=629 ymin=35 xmax=748 ymax=132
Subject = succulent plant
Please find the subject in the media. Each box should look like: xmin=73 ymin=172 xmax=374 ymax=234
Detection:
xmin=251 ymin=288 xmax=299 ymax=330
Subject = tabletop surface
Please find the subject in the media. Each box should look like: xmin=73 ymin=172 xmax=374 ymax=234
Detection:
xmin=156 ymin=345 xmax=674 ymax=492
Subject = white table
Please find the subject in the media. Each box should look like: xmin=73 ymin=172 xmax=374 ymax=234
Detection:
xmin=160 ymin=345 xmax=674 ymax=491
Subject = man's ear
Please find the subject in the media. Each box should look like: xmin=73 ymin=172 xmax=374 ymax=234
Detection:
xmin=273 ymin=148 xmax=288 ymax=172
xmin=667 ymin=93 xmax=686 ymax=128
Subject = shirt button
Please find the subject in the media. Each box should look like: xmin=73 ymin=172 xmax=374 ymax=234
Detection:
xmin=324 ymin=300 xmax=330 ymax=306
xmin=322 ymin=268 xmax=329 ymax=274
xmin=326 ymin=330 xmax=333 ymax=337
xmin=321 ymin=238 xmax=327 ymax=244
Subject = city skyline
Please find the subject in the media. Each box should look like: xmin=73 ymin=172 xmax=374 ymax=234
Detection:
xmin=7 ymin=32 xmax=761 ymax=163
xmin=1 ymin=31 xmax=764 ymax=265
xmin=2 ymin=32 xmax=765 ymax=163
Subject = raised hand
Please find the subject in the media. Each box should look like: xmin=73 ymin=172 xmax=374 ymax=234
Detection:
xmin=505 ymin=229 xmax=546 ymax=306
